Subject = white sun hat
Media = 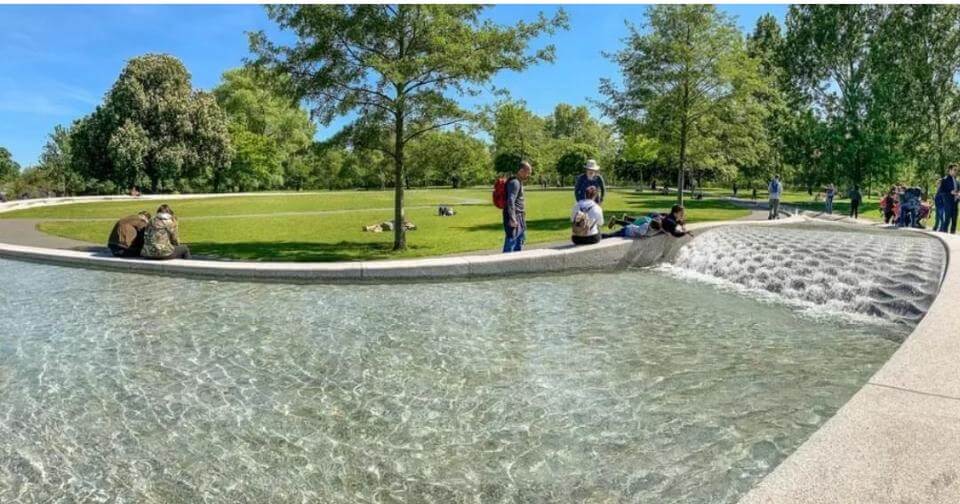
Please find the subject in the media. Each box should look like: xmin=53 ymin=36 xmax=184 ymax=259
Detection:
xmin=584 ymin=159 xmax=601 ymax=171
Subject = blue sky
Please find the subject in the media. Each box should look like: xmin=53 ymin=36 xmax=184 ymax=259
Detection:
xmin=0 ymin=4 xmax=787 ymax=167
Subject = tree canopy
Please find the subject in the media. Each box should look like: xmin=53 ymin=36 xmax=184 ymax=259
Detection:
xmin=251 ymin=4 xmax=567 ymax=250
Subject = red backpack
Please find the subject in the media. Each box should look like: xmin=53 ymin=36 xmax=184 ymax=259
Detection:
xmin=493 ymin=176 xmax=510 ymax=209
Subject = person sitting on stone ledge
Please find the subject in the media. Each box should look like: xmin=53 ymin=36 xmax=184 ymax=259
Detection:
xmin=571 ymin=186 xmax=604 ymax=245
xmin=107 ymin=211 xmax=151 ymax=257
xmin=141 ymin=204 xmax=192 ymax=260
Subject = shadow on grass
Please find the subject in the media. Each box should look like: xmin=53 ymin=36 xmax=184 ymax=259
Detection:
xmin=189 ymin=240 xmax=428 ymax=262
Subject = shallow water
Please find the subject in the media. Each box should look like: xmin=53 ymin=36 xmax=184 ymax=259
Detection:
xmin=0 ymin=258 xmax=903 ymax=503
xmin=660 ymin=223 xmax=945 ymax=330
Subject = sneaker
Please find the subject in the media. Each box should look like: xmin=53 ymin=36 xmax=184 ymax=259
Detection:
xmin=607 ymin=216 xmax=616 ymax=229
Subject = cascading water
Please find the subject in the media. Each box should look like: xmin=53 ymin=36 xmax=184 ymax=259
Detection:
xmin=659 ymin=223 xmax=945 ymax=327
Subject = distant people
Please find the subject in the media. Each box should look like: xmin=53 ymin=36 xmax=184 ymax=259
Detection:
xmin=880 ymin=190 xmax=897 ymax=224
xmin=129 ymin=186 xmax=141 ymax=198
xmin=751 ymin=186 xmax=757 ymax=205
xmin=574 ymin=159 xmax=605 ymax=204
xmin=571 ymin=186 xmax=603 ymax=245
xmin=848 ymin=186 xmax=862 ymax=219
xmin=768 ymin=175 xmax=783 ymax=220
xmin=920 ymin=196 xmax=932 ymax=228
xmin=732 ymin=181 xmax=738 ymax=197
xmin=107 ymin=211 xmax=151 ymax=257
xmin=898 ymin=187 xmax=923 ymax=228
xmin=936 ymin=163 xmax=959 ymax=233
xmin=141 ymin=204 xmax=192 ymax=260
xmin=503 ymin=161 xmax=531 ymax=253
xmin=823 ymin=183 xmax=836 ymax=214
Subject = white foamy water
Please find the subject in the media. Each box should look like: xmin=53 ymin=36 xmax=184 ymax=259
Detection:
xmin=659 ymin=223 xmax=945 ymax=328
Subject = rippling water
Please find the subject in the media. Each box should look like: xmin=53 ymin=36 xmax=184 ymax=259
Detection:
xmin=660 ymin=223 xmax=945 ymax=330
xmin=0 ymin=258 xmax=903 ymax=503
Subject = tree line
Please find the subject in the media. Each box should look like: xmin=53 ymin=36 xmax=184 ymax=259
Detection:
xmin=4 ymin=5 xmax=960 ymax=248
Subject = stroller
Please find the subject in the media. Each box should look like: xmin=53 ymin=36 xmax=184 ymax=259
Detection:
xmin=897 ymin=187 xmax=923 ymax=228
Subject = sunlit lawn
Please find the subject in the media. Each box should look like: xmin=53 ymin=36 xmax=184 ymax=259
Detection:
xmin=6 ymin=188 xmax=750 ymax=261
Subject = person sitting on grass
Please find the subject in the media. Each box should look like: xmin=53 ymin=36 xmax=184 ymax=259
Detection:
xmin=107 ymin=211 xmax=151 ymax=257
xmin=571 ymin=186 xmax=604 ymax=245
xmin=141 ymin=204 xmax=192 ymax=260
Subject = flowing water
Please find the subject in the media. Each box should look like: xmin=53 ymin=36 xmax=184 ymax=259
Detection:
xmin=0 ymin=243 xmax=914 ymax=502
xmin=659 ymin=223 xmax=945 ymax=332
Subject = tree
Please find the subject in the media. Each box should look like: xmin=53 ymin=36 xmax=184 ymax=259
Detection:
xmin=252 ymin=5 xmax=567 ymax=250
xmin=487 ymin=99 xmax=551 ymax=176
xmin=874 ymin=5 xmax=960 ymax=192
xmin=617 ymin=132 xmax=661 ymax=185
xmin=0 ymin=147 xmax=20 ymax=182
xmin=71 ymin=54 xmax=232 ymax=192
xmin=406 ymin=129 xmax=491 ymax=187
xmin=601 ymin=5 xmax=767 ymax=204
xmin=555 ymin=143 xmax=598 ymax=185
xmin=213 ymin=67 xmax=315 ymax=191
xmin=782 ymin=5 xmax=883 ymax=188
xmin=39 ymin=125 xmax=85 ymax=195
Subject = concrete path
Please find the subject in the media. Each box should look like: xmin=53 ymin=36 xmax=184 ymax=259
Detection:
xmin=0 ymin=219 xmax=101 ymax=251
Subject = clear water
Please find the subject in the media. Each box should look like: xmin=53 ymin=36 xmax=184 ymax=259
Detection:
xmin=660 ymin=223 xmax=945 ymax=330
xmin=0 ymin=258 xmax=904 ymax=503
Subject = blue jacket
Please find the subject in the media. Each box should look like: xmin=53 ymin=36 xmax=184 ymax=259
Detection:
xmin=574 ymin=174 xmax=605 ymax=203
xmin=936 ymin=175 xmax=958 ymax=197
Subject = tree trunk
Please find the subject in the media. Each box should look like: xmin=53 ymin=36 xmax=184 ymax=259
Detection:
xmin=677 ymin=121 xmax=688 ymax=206
xmin=393 ymin=113 xmax=406 ymax=251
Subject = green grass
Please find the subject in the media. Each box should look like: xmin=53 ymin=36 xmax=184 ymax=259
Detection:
xmin=16 ymin=188 xmax=749 ymax=261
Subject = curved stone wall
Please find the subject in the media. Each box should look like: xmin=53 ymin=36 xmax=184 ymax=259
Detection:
xmin=4 ymin=195 xmax=955 ymax=501
xmin=739 ymin=229 xmax=960 ymax=503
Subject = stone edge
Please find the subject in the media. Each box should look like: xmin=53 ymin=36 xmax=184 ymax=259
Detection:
xmin=738 ymin=224 xmax=960 ymax=503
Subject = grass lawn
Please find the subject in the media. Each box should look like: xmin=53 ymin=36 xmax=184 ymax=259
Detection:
xmin=707 ymin=186 xmax=885 ymax=222
xmin=4 ymin=188 xmax=750 ymax=261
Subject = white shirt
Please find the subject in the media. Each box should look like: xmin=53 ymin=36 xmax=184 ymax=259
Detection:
xmin=571 ymin=199 xmax=604 ymax=236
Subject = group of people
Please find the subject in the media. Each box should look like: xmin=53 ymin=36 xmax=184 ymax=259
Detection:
xmin=879 ymin=184 xmax=930 ymax=228
xmin=107 ymin=204 xmax=192 ymax=260
xmin=501 ymin=159 xmax=691 ymax=253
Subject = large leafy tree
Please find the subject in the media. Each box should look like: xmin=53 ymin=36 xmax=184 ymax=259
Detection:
xmin=487 ymin=99 xmax=551 ymax=177
xmin=0 ymin=147 xmax=20 ymax=182
xmin=874 ymin=5 xmax=960 ymax=191
xmin=71 ymin=54 xmax=232 ymax=192
xmin=213 ymin=67 xmax=316 ymax=191
xmin=782 ymin=5 xmax=883 ymax=188
xmin=406 ymin=129 xmax=491 ymax=187
xmin=601 ymin=5 xmax=767 ymax=204
xmin=252 ymin=5 xmax=567 ymax=250
xmin=38 ymin=125 xmax=85 ymax=195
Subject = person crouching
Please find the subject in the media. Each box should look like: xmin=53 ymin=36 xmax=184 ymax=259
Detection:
xmin=571 ymin=186 xmax=604 ymax=245
xmin=141 ymin=204 xmax=192 ymax=260
xmin=107 ymin=211 xmax=151 ymax=257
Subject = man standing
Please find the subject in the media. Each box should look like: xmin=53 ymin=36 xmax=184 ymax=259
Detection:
xmin=107 ymin=211 xmax=151 ymax=257
xmin=768 ymin=175 xmax=783 ymax=220
xmin=936 ymin=163 xmax=959 ymax=233
xmin=848 ymin=186 xmax=862 ymax=219
xmin=504 ymin=161 xmax=531 ymax=253
xmin=574 ymin=159 xmax=605 ymax=203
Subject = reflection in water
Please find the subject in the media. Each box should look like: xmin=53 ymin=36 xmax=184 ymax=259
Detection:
xmin=0 ymin=257 xmax=903 ymax=502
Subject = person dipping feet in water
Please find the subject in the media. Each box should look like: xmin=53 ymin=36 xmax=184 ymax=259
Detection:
xmin=141 ymin=204 xmax=192 ymax=260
